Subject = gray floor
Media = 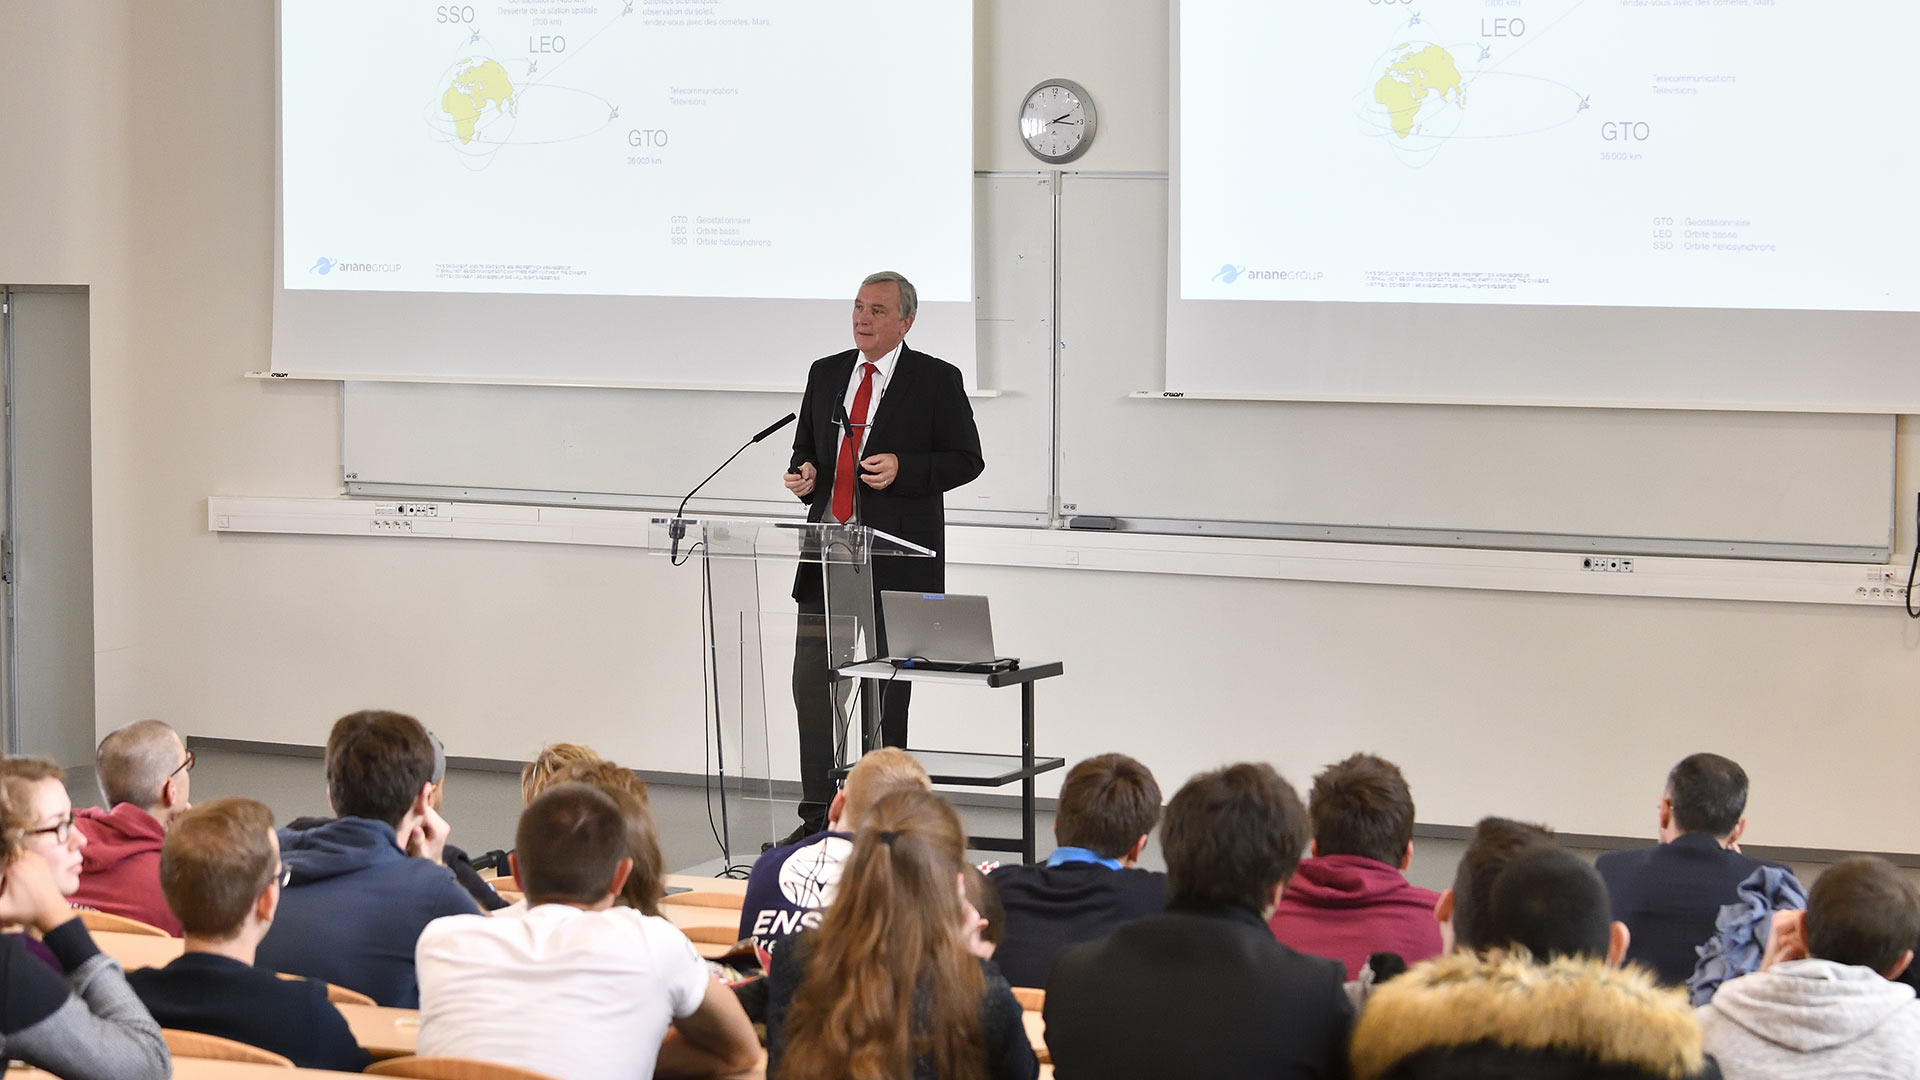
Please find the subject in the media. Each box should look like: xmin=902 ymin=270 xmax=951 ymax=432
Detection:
xmin=65 ymin=747 xmax=1854 ymax=892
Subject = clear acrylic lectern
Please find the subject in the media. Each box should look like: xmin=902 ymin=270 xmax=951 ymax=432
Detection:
xmin=648 ymin=517 xmax=933 ymax=867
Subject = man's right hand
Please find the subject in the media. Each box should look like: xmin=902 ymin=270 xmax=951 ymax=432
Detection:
xmin=407 ymin=804 xmax=452 ymax=867
xmin=784 ymin=462 xmax=817 ymax=497
xmin=0 ymin=852 xmax=77 ymax=934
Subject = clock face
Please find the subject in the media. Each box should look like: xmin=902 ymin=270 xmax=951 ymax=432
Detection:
xmin=1020 ymin=80 xmax=1095 ymax=164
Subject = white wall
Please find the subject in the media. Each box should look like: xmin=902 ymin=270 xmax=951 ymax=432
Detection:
xmin=4 ymin=1 xmax=1919 ymax=853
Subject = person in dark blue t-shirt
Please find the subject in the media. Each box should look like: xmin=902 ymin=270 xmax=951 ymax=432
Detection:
xmin=128 ymin=797 xmax=369 ymax=1071
xmin=738 ymin=747 xmax=930 ymax=967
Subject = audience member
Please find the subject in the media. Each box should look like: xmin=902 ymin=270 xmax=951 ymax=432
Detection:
xmin=1697 ymin=856 xmax=1920 ymax=1077
xmin=71 ymin=720 xmax=192 ymax=935
xmin=255 ymin=710 xmax=478 ymax=1007
xmin=739 ymin=747 xmax=931 ymax=964
xmin=767 ymin=787 xmax=1037 ymax=1080
xmin=417 ymin=783 xmax=759 ymax=1080
xmin=988 ymin=752 xmax=1166 ymax=988
xmin=0 ymin=757 xmax=86 ymax=971
xmin=0 ymin=785 xmax=168 ymax=1079
xmin=1437 ymin=816 xmax=1557 ymax=954
xmin=546 ymin=757 xmax=666 ymax=915
xmin=286 ymin=728 xmax=507 ymax=912
xmin=1597 ymin=752 xmax=1782 ymax=984
xmin=964 ymin=863 xmax=1004 ymax=959
xmin=128 ymin=798 xmax=369 ymax=1071
xmin=1045 ymin=763 xmax=1350 ymax=1080
xmin=0 ymin=758 xmax=86 ymax=899
xmin=1352 ymin=846 xmax=1718 ymax=1080
xmin=1269 ymin=752 xmax=1441 ymax=978
xmin=521 ymin=742 xmax=604 ymax=803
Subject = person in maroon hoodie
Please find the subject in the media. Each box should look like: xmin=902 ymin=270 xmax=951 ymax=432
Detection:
xmin=71 ymin=720 xmax=193 ymax=935
xmin=1268 ymin=752 xmax=1442 ymax=978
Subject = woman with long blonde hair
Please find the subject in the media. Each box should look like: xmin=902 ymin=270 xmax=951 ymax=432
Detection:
xmin=767 ymin=787 xmax=1037 ymax=1080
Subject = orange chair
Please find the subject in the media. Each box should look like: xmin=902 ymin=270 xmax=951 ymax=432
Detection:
xmin=162 ymin=1028 xmax=294 ymax=1066
xmin=274 ymin=971 xmax=377 ymax=1006
xmin=77 ymin=910 xmax=171 ymax=937
xmin=366 ymin=1056 xmax=564 ymax=1080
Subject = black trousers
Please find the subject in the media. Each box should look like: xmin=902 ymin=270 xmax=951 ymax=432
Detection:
xmin=792 ymin=597 xmax=910 ymax=828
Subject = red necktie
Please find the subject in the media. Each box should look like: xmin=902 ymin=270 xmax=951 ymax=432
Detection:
xmin=832 ymin=362 xmax=878 ymax=523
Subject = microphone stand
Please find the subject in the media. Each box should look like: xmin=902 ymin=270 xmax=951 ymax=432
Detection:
xmin=670 ymin=412 xmax=795 ymax=873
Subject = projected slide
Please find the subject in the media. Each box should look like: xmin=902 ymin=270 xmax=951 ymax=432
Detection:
xmin=1181 ymin=0 xmax=1919 ymax=312
xmin=280 ymin=0 xmax=972 ymax=301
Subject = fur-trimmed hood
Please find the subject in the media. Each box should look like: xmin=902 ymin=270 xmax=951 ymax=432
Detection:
xmin=1352 ymin=950 xmax=1714 ymax=1080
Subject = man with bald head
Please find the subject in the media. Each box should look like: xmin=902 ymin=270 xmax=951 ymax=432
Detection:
xmin=73 ymin=719 xmax=194 ymax=933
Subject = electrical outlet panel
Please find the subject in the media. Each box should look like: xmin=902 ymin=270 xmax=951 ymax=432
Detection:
xmin=372 ymin=503 xmax=443 ymax=518
xmin=1579 ymin=556 xmax=1635 ymax=573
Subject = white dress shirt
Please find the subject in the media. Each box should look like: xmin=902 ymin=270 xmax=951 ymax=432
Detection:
xmin=841 ymin=342 xmax=901 ymax=456
xmin=416 ymin=903 xmax=710 ymax=1080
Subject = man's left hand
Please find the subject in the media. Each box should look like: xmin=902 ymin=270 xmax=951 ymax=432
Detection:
xmin=859 ymin=453 xmax=899 ymax=490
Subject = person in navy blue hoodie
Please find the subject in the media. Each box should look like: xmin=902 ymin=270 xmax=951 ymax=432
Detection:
xmin=129 ymin=797 xmax=370 ymax=1071
xmin=255 ymin=710 xmax=477 ymax=1007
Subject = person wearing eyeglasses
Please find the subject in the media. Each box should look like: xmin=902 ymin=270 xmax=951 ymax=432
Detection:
xmin=69 ymin=721 xmax=194 ymax=936
xmin=127 ymin=798 xmax=370 ymax=1072
xmin=0 ymin=758 xmax=88 ymax=972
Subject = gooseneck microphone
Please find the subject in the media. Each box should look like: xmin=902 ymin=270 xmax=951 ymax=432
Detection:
xmin=669 ymin=412 xmax=797 ymax=563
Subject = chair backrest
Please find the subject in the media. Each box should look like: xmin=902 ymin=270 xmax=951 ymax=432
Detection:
xmin=77 ymin=909 xmax=171 ymax=937
xmin=366 ymin=1056 xmax=564 ymax=1080
xmin=162 ymin=1028 xmax=294 ymax=1066
xmin=1011 ymin=985 xmax=1045 ymax=1012
xmin=274 ymin=970 xmax=377 ymax=1006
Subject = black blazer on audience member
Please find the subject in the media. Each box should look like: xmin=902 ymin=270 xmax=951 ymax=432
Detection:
xmin=1595 ymin=831 xmax=1783 ymax=986
xmin=1045 ymin=900 xmax=1353 ymax=1080
xmin=127 ymin=952 xmax=372 ymax=1071
xmin=788 ymin=345 xmax=984 ymax=605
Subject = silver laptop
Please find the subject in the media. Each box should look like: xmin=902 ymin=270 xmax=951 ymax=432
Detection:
xmin=875 ymin=591 xmax=999 ymax=667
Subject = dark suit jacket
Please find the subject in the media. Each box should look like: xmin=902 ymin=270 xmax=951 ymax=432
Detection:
xmin=1044 ymin=901 xmax=1353 ymax=1080
xmin=1595 ymin=832 xmax=1783 ymax=986
xmin=789 ymin=344 xmax=984 ymax=604
xmin=988 ymin=861 xmax=1168 ymax=990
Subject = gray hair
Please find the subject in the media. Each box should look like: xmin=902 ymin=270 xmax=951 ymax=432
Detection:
xmin=860 ymin=270 xmax=918 ymax=321
xmin=96 ymin=719 xmax=184 ymax=810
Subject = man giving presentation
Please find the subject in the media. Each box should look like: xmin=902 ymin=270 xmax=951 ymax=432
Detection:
xmin=780 ymin=271 xmax=983 ymax=843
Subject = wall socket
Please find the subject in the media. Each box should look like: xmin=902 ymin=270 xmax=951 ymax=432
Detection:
xmin=1579 ymin=556 xmax=1634 ymax=573
xmin=1857 ymin=570 xmax=1913 ymax=604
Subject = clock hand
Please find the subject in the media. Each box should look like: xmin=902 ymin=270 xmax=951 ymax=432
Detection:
xmin=1049 ymin=112 xmax=1075 ymax=125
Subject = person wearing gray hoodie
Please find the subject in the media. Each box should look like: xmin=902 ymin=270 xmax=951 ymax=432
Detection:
xmin=1698 ymin=856 xmax=1920 ymax=1079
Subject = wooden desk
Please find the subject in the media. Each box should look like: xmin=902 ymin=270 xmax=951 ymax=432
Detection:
xmin=335 ymin=1002 xmax=417 ymax=1059
xmin=93 ymin=930 xmax=184 ymax=971
xmin=12 ymin=1060 xmax=363 ymax=1078
xmin=666 ymin=873 xmax=749 ymax=898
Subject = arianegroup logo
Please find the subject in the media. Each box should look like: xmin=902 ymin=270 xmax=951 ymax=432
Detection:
xmin=1215 ymin=263 xmax=1326 ymax=284
xmin=309 ymin=258 xmax=401 ymax=275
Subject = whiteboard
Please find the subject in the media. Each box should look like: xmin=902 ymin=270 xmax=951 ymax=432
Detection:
xmin=343 ymin=174 xmax=1055 ymax=519
xmin=1057 ymin=175 xmax=1895 ymax=558
xmin=344 ymin=172 xmax=1897 ymax=559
